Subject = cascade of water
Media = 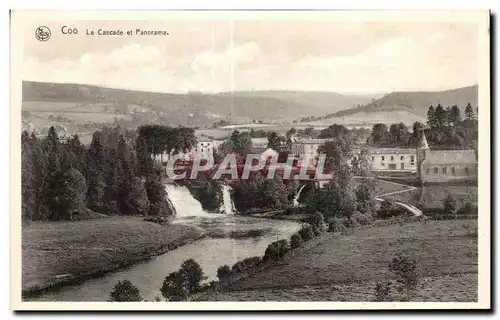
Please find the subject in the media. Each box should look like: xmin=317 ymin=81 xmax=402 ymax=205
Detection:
xmin=164 ymin=184 xmax=212 ymax=218
xmin=293 ymin=184 xmax=308 ymax=207
xmin=220 ymin=185 xmax=236 ymax=215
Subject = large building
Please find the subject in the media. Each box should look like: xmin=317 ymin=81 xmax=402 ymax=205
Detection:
xmin=416 ymin=133 xmax=477 ymax=183
xmin=367 ymin=148 xmax=417 ymax=172
xmin=289 ymin=132 xmax=477 ymax=184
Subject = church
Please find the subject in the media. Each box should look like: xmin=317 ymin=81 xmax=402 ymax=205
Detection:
xmin=366 ymin=131 xmax=478 ymax=184
xmin=416 ymin=132 xmax=478 ymax=183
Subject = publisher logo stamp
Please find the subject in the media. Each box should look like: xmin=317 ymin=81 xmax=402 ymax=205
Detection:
xmin=35 ymin=26 xmax=51 ymax=41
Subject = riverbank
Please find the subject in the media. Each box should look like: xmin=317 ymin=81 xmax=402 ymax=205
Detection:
xmin=195 ymin=219 xmax=478 ymax=301
xmin=22 ymin=216 xmax=205 ymax=299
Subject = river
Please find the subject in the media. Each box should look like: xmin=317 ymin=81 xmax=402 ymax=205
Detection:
xmin=34 ymin=184 xmax=301 ymax=301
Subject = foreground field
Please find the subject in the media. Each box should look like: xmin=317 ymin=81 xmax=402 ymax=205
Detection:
xmin=22 ymin=216 xmax=204 ymax=295
xmin=196 ymin=220 xmax=478 ymax=302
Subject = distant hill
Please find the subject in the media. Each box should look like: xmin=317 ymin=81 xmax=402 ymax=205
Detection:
xmin=22 ymin=81 xmax=374 ymax=124
xmin=218 ymin=91 xmax=376 ymax=116
xmin=301 ymin=85 xmax=478 ymax=128
xmin=332 ymin=85 xmax=478 ymax=118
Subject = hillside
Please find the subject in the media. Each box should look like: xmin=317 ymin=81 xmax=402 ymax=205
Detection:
xmin=303 ymin=85 xmax=478 ymax=128
xmin=333 ymin=85 xmax=478 ymax=118
xmin=218 ymin=91 xmax=376 ymax=116
xmin=23 ymin=81 xmax=369 ymax=124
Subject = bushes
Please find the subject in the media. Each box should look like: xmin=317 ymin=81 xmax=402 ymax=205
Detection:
xmin=290 ymin=233 xmax=303 ymax=249
xmin=299 ymin=224 xmax=315 ymax=242
xmin=263 ymin=239 xmax=290 ymax=262
xmin=327 ymin=217 xmax=345 ymax=233
xmin=232 ymin=256 xmax=262 ymax=273
xmin=350 ymin=210 xmax=373 ymax=226
xmin=109 ymin=279 xmax=143 ymax=302
xmin=216 ymin=265 xmax=231 ymax=283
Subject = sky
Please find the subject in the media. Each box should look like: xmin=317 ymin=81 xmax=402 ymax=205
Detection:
xmin=22 ymin=19 xmax=479 ymax=94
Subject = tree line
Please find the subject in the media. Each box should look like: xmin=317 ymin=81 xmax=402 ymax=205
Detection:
xmin=21 ymin=124 xmax=198 ymax=222
xmin=367 ymin=103 xmax=478 ymax=150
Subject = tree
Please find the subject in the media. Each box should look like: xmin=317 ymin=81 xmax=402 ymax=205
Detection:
xmin=370 ymin=123 xmax=388 ymax=145
xmin=180 ymin=259 xmax=206 ymax=293
xmin=85 ymin=133 xmax=106 ymax=213
xmin=434 ymin=104 xmax=447 ymax=128
xmin=229 ymin=130 xmax=253 ymax=155
xmin=427 ymin=106 xmax=436 ymax=128
xmin=389 ymin=250 xmax=420 ymax=301
xmin=448 ymin=105 xmax=461 ymax=126
xmin=160 ymin=271 xmax=187 ymax=301
xmin=318 ymin=124 xmax=348 ymax=139
xmin=409 ymin=122 xmax=424 ymax=147
xmin=57 ymin=168 xmax=87 ymax=220
xmin=465 ymin=102 xmax=475 ymax=120
xmin=216 ymin=265 xmax=232 ymax=284
xmin=443 ymin=194 xmax=458 ymax=220
xmin=355 ymin=182 xmax=376 ymax=216
xmin=145 ymin=171 xmax=174 ymax=216
xmin=267 ymin=131 xmax=281 ymax=151
xmin=109 ymin=280 xmax=143 ymax=302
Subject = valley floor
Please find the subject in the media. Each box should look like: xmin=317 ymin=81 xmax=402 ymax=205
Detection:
xmin=195 ymin=220 xmax=478 ymax=302
xmin=22 ymin=216 xmax=204 ymax=297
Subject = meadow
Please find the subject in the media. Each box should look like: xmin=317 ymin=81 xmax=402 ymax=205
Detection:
xmin=196 ymin=220 xmax=478 ymax=302
xmin=22 ymin=216 xmax=204 ymax=295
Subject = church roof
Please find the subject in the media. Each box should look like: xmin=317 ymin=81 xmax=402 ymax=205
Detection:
xmin=419 ymin=131 xmax=429 ymax=149
xmin=421 ymin=150 xmax=477 ymax=166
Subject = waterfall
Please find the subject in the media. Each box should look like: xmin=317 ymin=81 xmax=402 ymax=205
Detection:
xmin=293 ymin=184 xmax=307 ymax=207
xmin=164 ymin=184 xmax=212 ymax=218
xmin=219 ymin=185 xmax=236 ymax=215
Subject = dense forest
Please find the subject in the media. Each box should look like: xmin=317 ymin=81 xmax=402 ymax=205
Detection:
xmin=21 ymin=124 xmax=197 ymax=222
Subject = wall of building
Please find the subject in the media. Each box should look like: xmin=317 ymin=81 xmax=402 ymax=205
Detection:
xmin=420 ymin=163 xmax=478 ymax=183
xmin=368 ymin=150 xmax=417 ymax=172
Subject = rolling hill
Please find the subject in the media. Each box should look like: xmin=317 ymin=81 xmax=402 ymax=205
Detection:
xmin=304 ymin=85 xmax=478 ymax=128
xmin=22 ymin=81 xmax=373 ymax=124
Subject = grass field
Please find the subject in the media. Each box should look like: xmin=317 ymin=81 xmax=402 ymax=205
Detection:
xmin=22 ymin=216 xmax=204 ymax=294
xmin=196 ymin=220 xmax=478 ymax=302
xmin=379 ymin=184 xmax=478 ymax=209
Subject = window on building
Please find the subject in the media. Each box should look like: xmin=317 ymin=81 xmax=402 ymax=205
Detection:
xmin=442 ymin=167 xmax=447 ymax=174
xmin=401 ymin=156 xmax=404 ymax=160
xmin=433 ymin=167 xmax=438 ymax=174
xmin=381 ymin=156 xmax=385 ymax=161
xmin=451 ymin=167 xmax=456 ymax=175
xmin=390 ymin=156 xmax=394 ymax=161
xmin=411 ymin=156 xmax=415 ymax=161
xmin=426 ymin=168 xmax=430 ymax=174
xmin=371 ymin=156 xmax=375 ymax=161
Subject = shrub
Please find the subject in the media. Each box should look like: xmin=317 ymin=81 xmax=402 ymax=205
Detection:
xmin=460 ymin=202 xmax=478 ymax=216
xmin=442 ymin=194 xmax=458 ymax=219
xmin=180 ymin=259 xmax=207 ymax=293
xmin=374 ymin=280 xmax=392 ymax=302
xmin=290 ymin=233 xmax=303 ymax=249
xmin=216 ymin=265 xmax=231 ymax=283
xmin=299 ymin=224 xmax=315 ymax=241
xmin=389 ymin=250 xmax=420 ymax=301
xmin=109 ymin=279 xmax=143 ymax=302
xmin=345 ymin=214 xmax=360 ymax=228
xmin=327 ymin=217 xmax=344 ymax=233
xmin=310 ymin=212 xmax=325 ymax=228
xmin=232 ymin=256 xmax=261 ymax=273
xmin=351 ymin=210 xmax=373 ymax=225
xmin=160 ymin=271 xmax=187 ymax=301
xmin=263 ymin=239 xmax=290 ymax=262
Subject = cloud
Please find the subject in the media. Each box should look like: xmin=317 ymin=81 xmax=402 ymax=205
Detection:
xmin=23 ymin=31 xmax=477 ymax=94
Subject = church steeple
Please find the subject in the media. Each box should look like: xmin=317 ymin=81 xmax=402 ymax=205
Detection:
xmin=418 ymin=130 xmax=429 ymax=150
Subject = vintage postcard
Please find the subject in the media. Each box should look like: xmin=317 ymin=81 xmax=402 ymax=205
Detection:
xmin=10 ymin=10 xmax=490 ymax=311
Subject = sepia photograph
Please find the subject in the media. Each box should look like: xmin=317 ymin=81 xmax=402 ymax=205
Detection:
xmin=10 ymin=10 xmax=490 ymax=311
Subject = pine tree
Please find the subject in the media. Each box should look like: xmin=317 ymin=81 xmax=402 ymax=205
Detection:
xmin=85 ymin=133 xmax=106 ymax=213
xmin=465 ymin=102 xmax=475 ymax=120
xmin=427 ymin=106 xmax=436 ymax=128
xmin=449 ymin=105 xmax=461 ymax=126
xmin=434 ymin=104 xmax=446 ymax=128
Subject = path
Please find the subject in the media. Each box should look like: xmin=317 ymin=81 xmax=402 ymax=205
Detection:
xmin=371 ymin=178 xmax=422 ymax=217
